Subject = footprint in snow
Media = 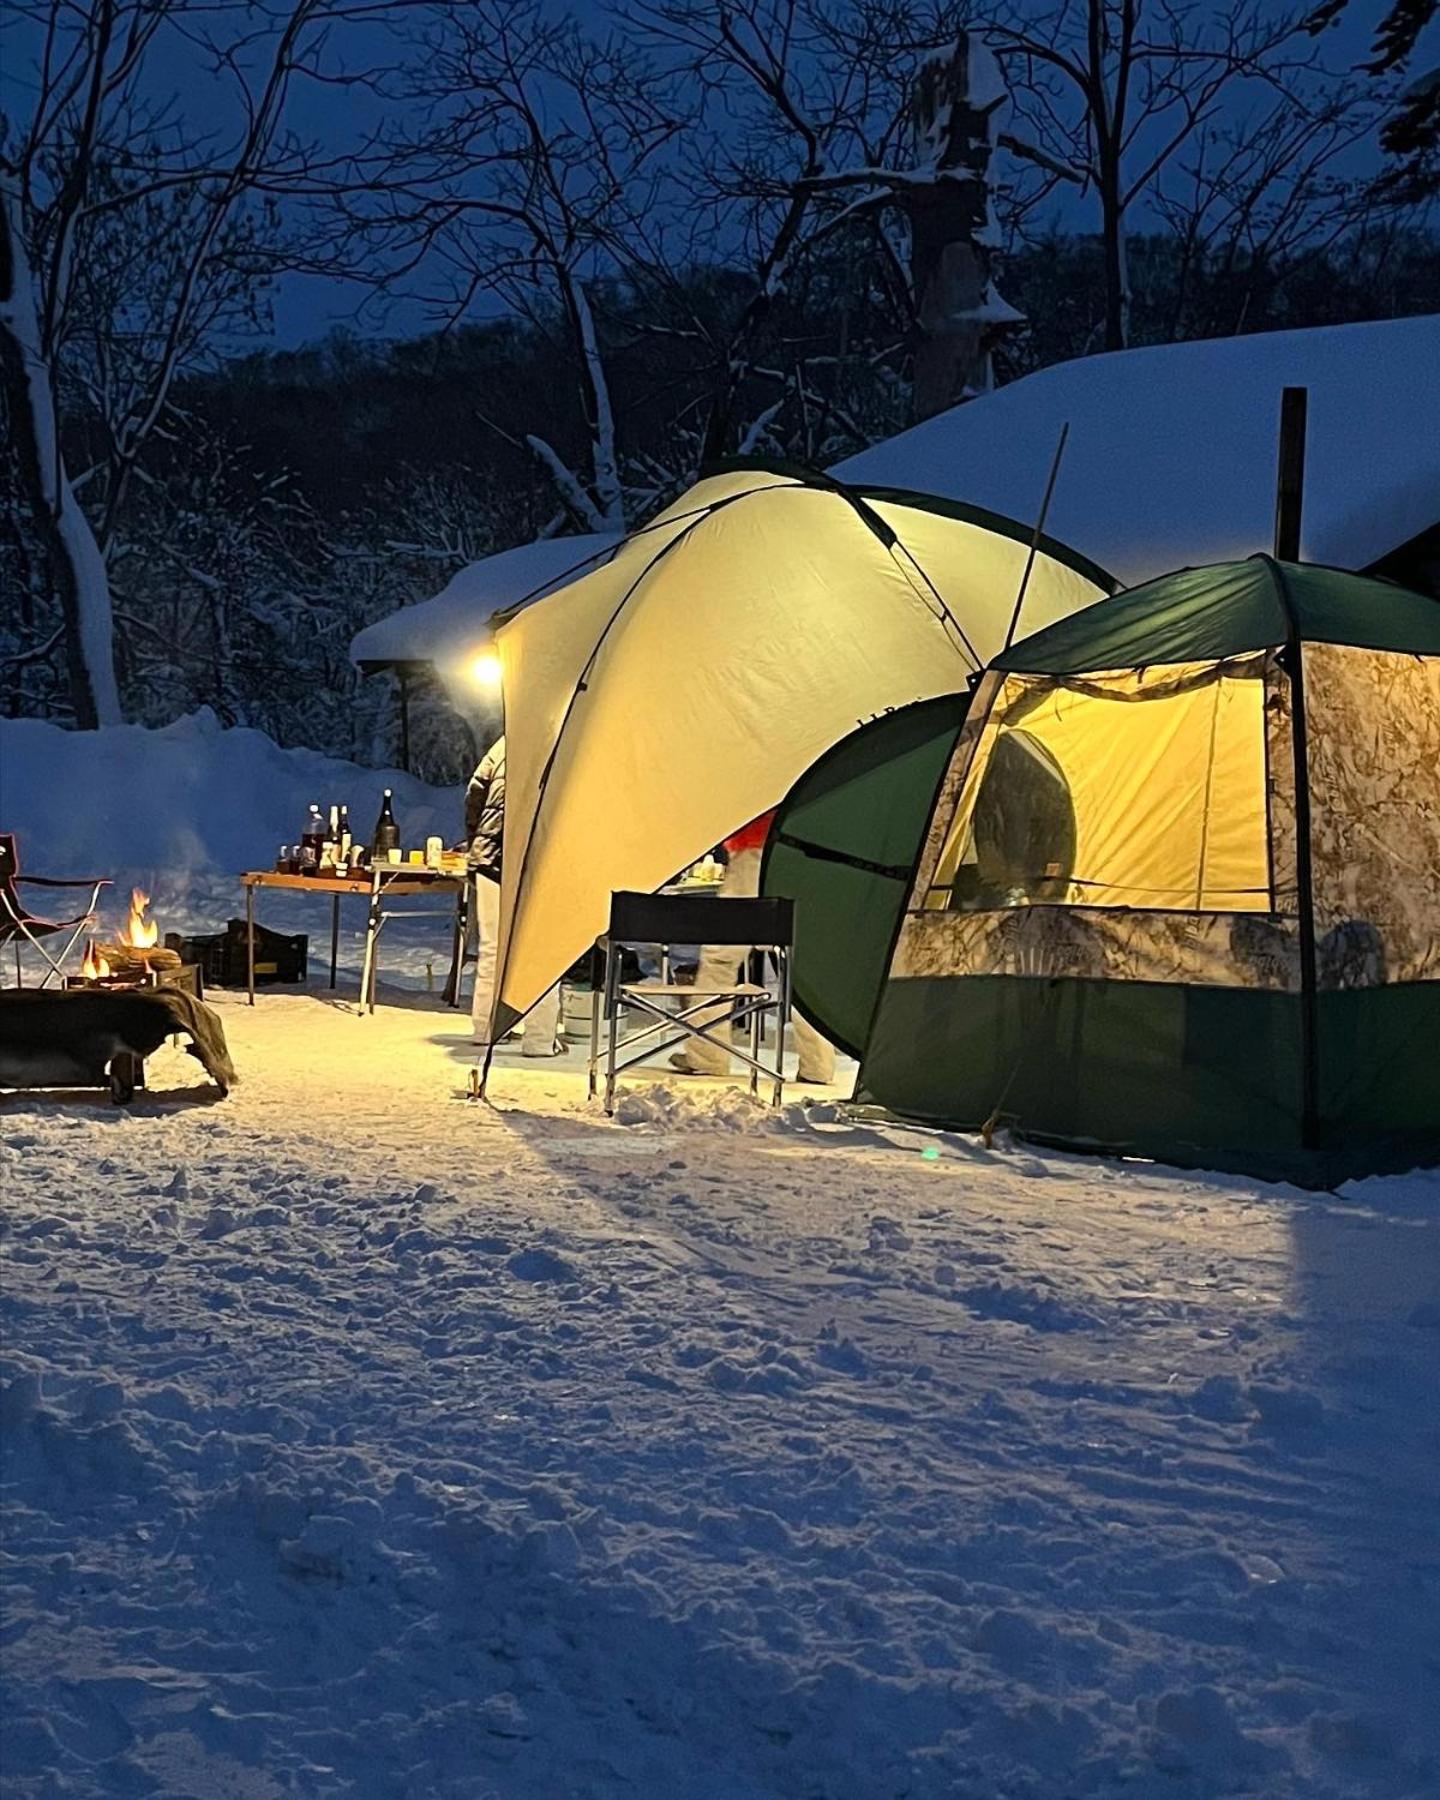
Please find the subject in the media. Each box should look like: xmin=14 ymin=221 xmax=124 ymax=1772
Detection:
xmin=507 ymin=1247 xmax=578 ymax=1283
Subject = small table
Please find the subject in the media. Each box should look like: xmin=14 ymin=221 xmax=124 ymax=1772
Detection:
xmin=240 ymin=867 xmax=468 ymax=1012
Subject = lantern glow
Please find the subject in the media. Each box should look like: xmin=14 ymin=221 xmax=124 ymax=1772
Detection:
xmin=470 ymin=650 xmax=502 ymax=691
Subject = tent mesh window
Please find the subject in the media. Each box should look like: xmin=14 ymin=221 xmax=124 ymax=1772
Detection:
xmin=927 ymin=657 xmax=1273 ymax=918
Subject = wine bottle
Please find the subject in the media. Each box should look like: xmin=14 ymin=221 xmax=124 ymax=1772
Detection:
xmin=300 ymin=804 xmax=325 ymax=872
xmin=372 ymin=788 xmax=401 ymax=859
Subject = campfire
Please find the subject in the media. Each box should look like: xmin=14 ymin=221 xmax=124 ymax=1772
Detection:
xmin=68 ymin=890 xmax=203 ymax=997
xmin=85 ymin=890 xmax=182 ymax=984
xmin=80 ymin=941 xmax=112 ymax=980
xmin=123 ymin=888 xmax=160 ymax=951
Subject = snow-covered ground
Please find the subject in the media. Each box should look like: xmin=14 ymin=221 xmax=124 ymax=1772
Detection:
xmin=4 ymin=983 xmax=1438 ymax=1798
xmin=0 ymin=711 xmax=454 ymax=946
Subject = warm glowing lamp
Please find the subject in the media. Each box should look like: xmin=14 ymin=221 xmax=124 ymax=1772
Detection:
xmin=470 ymin=649 xmax=503 ymax=692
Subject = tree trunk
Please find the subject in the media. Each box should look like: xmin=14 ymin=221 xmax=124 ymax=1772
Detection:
xmin=1098 ymin=153 xmax=1131 ymax=351
xmin=907 ymin=34 xmax=1021 ymax=421
xmin=0 ymin=183 xmax=121 ymax=726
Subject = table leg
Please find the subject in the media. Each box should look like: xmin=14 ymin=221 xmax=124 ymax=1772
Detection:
xmin=329 ymin=894 xmax=340 ymax=990
xmin=444 ymin=882 xmax=467 ymax=1008
xmin=245 ymin=883 xmax=256 ymax=1006
xmin=360 ymin=873 xmax=383 ymax=1014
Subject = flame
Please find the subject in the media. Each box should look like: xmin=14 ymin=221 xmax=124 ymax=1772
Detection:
xmin=81 ymin=940 xmax=111 ymax=980
xmin=122 ymin=887 xmax=158 ymax=949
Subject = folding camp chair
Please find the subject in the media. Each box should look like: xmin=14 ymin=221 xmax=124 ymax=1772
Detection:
xmin=589 ymin=889 xmax=795 ymax=1114
xmin=0 ymin=833 xmax=110 ymax=987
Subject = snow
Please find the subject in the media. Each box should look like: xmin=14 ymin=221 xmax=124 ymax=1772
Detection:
xmin=350 ymin=321 xmax=1439 ymax=702
xmin=348 ymin=533 xmax=623 ymax=678
xmin=949 ymin=280 xmax=1026 ymax=326
xmin=0 ymin=713 xmax=454 ymax=962
xmin=6 ymin=705 xmax=1439 ymax=1797
xmin=352 ymin=322 xmax=1438 ymax=701
xmin=5 ymin=983 xmax=1439 ymax=1797
xmin=834 ymin=315 xmax=1440 ymax=587
xmin=966 ymin=38 xmax=1008 ymax=114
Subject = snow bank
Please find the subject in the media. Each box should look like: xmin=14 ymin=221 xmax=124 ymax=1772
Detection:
xmin=0 ymin=711 xmax=455 ymax=940
xmin=613 ymin=1081 xmax=886 ymax=1143
xmin=349 ymin=533 xmax=622 ymax=675
xmin=835 ymin=314 xmax=1440 ymax=586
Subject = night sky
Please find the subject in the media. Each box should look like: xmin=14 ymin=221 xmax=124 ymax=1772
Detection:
xmin=2 ymin=0 xmax=1434 ymax=349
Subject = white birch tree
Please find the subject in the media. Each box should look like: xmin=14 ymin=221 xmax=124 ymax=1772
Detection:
xmin=0 ymin=0 xmax=385 ymax=725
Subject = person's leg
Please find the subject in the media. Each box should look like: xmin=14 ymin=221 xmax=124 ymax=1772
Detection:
xmin=723 ymin=848 xmax=836 ymax=1080
xmin=671 ymin=849 xmax=761 ymax=1075
xmin=470 ymin=874 xmax=501 ymax=1045
xmin=672 ymin=944 xmax=743 ymax=1073
xmin=791 ymin=1007 xmax=836 ymax=1083
xmin=521 ymin=982 xmax=564 ymax=1056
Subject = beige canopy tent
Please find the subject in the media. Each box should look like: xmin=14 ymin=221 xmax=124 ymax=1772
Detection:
xmin=485 ymin=462 xmax=1114 ymax=1041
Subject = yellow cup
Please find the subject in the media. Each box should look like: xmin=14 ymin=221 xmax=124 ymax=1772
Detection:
xmin=408 ymin=849 xmax=423 ymax=865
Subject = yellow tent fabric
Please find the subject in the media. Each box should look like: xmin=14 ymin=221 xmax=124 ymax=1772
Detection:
xmin=931 ymin=660 xmax=1271 ymax=913
xmin=489 ymin=467 xmax=1112 ymax=1035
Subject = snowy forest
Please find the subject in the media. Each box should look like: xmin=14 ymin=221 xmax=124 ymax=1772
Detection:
xmin=3 ymin=0 xmax=1437 ymax=779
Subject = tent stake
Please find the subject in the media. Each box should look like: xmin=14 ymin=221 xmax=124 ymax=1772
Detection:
xmin=1003 ymin=423 xmax=1070 ymax=652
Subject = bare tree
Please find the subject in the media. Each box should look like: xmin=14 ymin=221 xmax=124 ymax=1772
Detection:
xmin=1309 ymin=0 xmax=1439 ymax=203
xmin=0 ymin=0 xmax=383 ymax=725
xmin=1145 ymin=89 xmax=1389 ymax=340
xmin=982 ymin=0 xmax=1385 ymax=351
xmin=636 ymin=1 xmax=1009 ymax=447
xmin=338 ymin=0 xmax=687 ymax=533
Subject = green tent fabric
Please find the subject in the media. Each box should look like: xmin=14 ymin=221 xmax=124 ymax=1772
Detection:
xmin=859 ymin=556 xmax=1440 ymax=1185
xmin=995 ymin=556 xmax=1440 ymax=674
xmin=760 ymin=696 xmax=971 ymax=1060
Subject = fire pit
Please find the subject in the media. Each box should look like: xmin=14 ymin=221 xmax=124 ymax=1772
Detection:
xmin=67 ymin=891 xmax=203 ymax=998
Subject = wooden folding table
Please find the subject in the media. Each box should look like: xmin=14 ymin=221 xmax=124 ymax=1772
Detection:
xmin=240 ymin=867 xmax=468 ymax=1012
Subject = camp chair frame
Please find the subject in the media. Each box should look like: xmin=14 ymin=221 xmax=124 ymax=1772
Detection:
xmin=588 ymin=890 xmax=795 ymax=1114
xmin=0 ymin=833 xmax=110 ymax=987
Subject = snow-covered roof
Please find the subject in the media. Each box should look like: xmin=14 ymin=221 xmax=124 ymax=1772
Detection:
xmin=350 ymin=532 xmax=622 ymax=673
xmin=833 ymin=315 xmax=1440 ymax=588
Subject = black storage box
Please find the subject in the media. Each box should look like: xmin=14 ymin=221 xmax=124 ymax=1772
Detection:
xmin=165 ymin=921 xmax=308 ymax=987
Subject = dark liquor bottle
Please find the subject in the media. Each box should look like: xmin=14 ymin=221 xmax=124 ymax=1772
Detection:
xmin=338 ymin=804 xmax=352 ymax=861
xmin=300 ymin=804 xmax=326 ymax=871
xmin=372 ymin=789 xmax=400 ymax=860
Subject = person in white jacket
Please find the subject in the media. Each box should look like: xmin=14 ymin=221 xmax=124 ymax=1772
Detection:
xmin=670 ymin=810 xmax=835 ymax=1085
xmin=465 ymin=736 xmax=562 ymax=1055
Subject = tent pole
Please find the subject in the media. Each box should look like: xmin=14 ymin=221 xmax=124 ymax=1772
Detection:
xmin=1274 ymin=388 xmax=1307 ymax=562
xmin=1268 ymin=555 xmax=1320 ymax=1152
xmin=1271 ymin=389 xmax=1316 ymax=1147
xmin=1003 ymin=423 xmax=1069 ymax=652
xmin=1286 ymin=631 xmax=1321 ymax=1152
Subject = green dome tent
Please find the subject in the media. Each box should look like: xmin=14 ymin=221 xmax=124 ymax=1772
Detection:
xmin=760 ymin=695 xmax=972 ymax=1060
xmin=856 ymin=557 xmax=1440 ymax=1184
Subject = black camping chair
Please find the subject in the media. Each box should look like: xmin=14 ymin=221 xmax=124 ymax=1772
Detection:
xmin=588 ymin=889 xmax=795 ymax=1114
xmin=0 ymin=833 xmax=111 ymax=987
